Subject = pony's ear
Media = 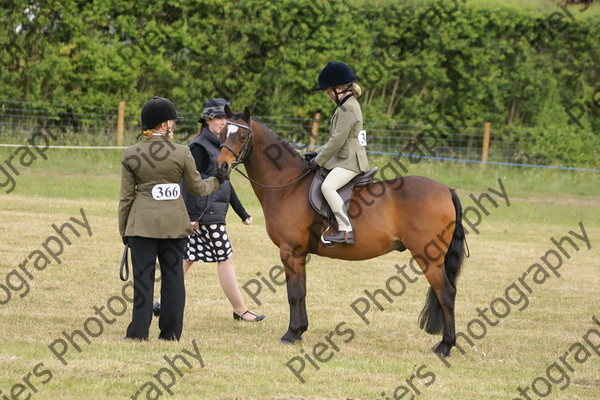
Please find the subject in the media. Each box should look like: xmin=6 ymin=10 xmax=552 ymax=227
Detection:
xmin=243 ymin=106 xmax=251 ymax=122
xmin=224 ymin=104 xmax=233 ymax=118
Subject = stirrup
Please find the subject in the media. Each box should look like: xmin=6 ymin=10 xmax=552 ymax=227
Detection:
xmin=320 ymin=224 xmax=334 ymax=246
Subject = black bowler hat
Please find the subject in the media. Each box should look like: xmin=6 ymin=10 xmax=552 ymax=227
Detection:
xmin=312 ymin=61 xmax=356 ymax=91
xmin=141 ymin=96 xmax=183 ymax=130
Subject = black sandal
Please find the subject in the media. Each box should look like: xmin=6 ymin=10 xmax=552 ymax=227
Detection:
xmin=233 ymin=310 xmax=266 ymax=322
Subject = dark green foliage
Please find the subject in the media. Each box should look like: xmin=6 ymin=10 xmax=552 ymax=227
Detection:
xmin=0 ymin=0 xmax=598 ymax=166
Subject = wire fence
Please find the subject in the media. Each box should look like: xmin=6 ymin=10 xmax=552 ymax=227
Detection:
xmin=0 ymin=99 xmax=531 ymax=165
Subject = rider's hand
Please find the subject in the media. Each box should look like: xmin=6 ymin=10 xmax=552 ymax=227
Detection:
xmin=303 ymin=151 xmax=317 ymax=161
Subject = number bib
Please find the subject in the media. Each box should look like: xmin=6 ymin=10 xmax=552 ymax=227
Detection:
xmin=358 ymin=129 xmax=367 ymax=146
xmin=151 ymin=183 xmax=180 ymax=201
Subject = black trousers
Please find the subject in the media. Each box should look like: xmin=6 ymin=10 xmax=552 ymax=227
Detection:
xmin=126 ymin=237 xmax=186 ymax=340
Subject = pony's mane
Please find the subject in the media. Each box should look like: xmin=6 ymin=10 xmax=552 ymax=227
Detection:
xmin=252 ymin=118 xmax=303 ymax=159
xmin=229 ymin=113 xmax=302 ymax=159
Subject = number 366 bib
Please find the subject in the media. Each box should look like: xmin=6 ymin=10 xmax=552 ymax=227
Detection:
xmin=152 ymin=183 xmax=180 ymax=200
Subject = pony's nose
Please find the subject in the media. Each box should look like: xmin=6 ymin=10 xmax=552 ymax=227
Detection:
xmin=216 ymin=162 xmax=230 ymax=179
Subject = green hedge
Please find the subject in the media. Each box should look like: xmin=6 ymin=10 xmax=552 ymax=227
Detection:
xmin=1 ymin=0 xmax=598 ymax=167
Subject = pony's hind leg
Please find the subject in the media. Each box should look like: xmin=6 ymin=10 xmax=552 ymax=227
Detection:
xmin=280 ymin=246 xmax=309 ymax=344
xmin=414 ymin=254 xmax=457 ymax=356
xmin=420 ymin=191 xmax=467 ymax=356
xmin=431 ymin=273 xmax=457 ymax=356
xmin=409 ymin=226 xmax=458 ymax=357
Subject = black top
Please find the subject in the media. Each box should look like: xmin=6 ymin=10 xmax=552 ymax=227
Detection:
xmin=182 ymin=128 xmax=250 ymax=224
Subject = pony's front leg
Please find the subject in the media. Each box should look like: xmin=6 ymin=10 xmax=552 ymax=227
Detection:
xmin=280 ymin=246 xmax=308 ymax=344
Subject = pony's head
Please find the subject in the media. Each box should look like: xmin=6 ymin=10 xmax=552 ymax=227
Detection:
xmin=216 ymin=106 xmax=253 ymax=179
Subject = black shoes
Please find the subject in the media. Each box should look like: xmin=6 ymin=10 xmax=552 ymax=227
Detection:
xmin=119 ymin=335 xmax=173 ymax=341
xmin=118 ymin=336 xmax=145 ymax=341
xmin=323 ymin=230 xmax=355 ymax=244
xmin=155 ymin=301 xmax=265 ymax=322
xmin=233 ymin=310 xmax=266 ymax=322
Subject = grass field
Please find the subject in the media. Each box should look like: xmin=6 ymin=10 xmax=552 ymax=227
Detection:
xmin=0 ymin=148 xmax=599 ymax=399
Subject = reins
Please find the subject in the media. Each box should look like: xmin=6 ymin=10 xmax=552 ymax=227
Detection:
xmin=233 ymin=167 xmax=311 ymax=189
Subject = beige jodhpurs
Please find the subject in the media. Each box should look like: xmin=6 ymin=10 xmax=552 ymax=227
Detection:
xmin=321 ymin=167 xmax=360 ymax=232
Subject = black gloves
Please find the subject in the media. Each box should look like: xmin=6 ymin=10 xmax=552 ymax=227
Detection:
xmin=217 ymin=175 xmax=229 ymax=184
xmin=303 ymin=151 xmax=317 ymax=161
xmin=308 ymin=158 xmax=319 ymax=172
xmin=122 ymin=236 xmax=129 ymax=245
xmin=304 ymin=151 xmax=319 ymax=172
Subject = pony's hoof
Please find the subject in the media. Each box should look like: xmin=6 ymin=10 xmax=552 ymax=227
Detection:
xmin=434 ymin=341 xmax=452 ymax=357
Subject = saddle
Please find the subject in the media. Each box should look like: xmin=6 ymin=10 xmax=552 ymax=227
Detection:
xmin=309 ymin=167 xmax=378 ymax=220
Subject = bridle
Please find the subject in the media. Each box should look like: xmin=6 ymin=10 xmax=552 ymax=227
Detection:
xmin=220 ymin=120 xmax=254 ymax=166
xmin=219 ymin=119 xmax=311 ymax=189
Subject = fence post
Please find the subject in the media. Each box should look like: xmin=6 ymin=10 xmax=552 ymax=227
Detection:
xmin=309 ymin=112 xmax=320 ymax=150
xmin=117 ymin=101 xmax=125 ymax=146
xmin=481 ymin=122 xmax=491 ymax=167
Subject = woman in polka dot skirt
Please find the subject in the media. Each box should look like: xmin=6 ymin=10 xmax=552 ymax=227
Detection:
xmin=154 ymin=98 xmax=265 ymax=322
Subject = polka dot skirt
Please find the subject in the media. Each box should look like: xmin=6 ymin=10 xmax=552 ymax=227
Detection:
xmin=184 ymin=224 xmax=233 ymax=263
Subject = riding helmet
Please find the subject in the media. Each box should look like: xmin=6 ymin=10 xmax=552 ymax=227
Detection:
xmin=198 ymin=98 xmax=231 ymax=122
xmin=313 ymin=61 xmax=356 ymax=91
xmin=141 ymin=96 xmax=182 ymax=130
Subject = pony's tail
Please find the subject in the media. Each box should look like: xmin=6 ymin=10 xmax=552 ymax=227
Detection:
xmin=444 ymin=189 xmax=466 ymax=289
xmin=419 ymin=189 xmax=466 ymax=334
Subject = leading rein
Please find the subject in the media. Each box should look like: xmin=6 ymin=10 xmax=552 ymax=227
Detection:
xmin=221 ymin=120 xmax=311 ymax=189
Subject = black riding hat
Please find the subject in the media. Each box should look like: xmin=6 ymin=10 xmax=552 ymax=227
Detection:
xmin=141 ymin=96 xmax=182 ymax=130
xmin=312 ymin=61 xmax=356 ymax=91
xmin=198 ymin=98 xmax=231 ymax=122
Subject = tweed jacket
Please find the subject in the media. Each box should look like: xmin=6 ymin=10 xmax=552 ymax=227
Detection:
xmin=118 ymin=134 xmax=219 ymax=238
xmin=314 ymin=96 xmax=369 ymax=173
